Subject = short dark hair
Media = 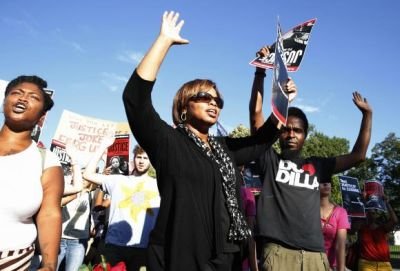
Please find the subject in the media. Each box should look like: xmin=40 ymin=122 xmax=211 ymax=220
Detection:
xmin=133 ymin=145 xmax=146 ymax=157
xmin=288 ymin=107 xmax=308 ymax=136
xmin=5 ymin=75 xmax=54 ymax=113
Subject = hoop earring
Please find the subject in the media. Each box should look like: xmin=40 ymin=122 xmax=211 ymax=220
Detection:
xmin=180 ymin=112 xmax=187 ymax=122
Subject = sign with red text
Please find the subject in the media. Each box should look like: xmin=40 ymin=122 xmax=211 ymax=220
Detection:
xmin=106 ymin=122 xmax=131 ymax=176
xmin=52 ymin=110 xmax=117 ymax=166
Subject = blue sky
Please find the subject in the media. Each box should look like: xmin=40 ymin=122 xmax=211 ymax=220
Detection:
xmin=1 ymin=0 xmax=399 ymax=156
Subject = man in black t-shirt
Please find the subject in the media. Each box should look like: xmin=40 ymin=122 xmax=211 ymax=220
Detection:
xmin=249 ymin=54 xmax=373 ymax=270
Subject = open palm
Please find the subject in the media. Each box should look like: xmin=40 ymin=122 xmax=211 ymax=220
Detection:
xmin=160 ymin=11 xmax=189 ymax=45
xmin=352 ymin=91 xmax=372 ymax=114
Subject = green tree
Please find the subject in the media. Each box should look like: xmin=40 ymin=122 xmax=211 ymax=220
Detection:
xmin=302 ymin=126 xmax=349 ymax=158
xmin=229 ymin=124 xmax=250 ymax=138
xmin=370 ymin=133 xmax=400 ymax=211
xmin=346 ymin=157 xmax=377 ymax=191
xmin=301 ymin=126 xmax=350 ymax=204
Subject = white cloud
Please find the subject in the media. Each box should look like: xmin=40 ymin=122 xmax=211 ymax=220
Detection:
xmin=117 ymin=51 xmax=144 ymax=64
xmin=101 ymin=72 xmax=127 ymax=83
xmin=1 ymin=17 xmax=38 ymax=37
xmin=100 ymin=72 xmax=128 ymax=92
xmin=53 ymin=28 xmax=85 ymax=52
xmin=68 ymin=41 xmax=84 ymax=52
xmin=296 ymin=103 xmax=320 ymax=113
xmin=100 ymin=80 xmax=119 ymax=92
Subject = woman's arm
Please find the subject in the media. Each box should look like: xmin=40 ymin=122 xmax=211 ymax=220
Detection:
xmin=122 ymin=11 xmax=188 ymax=160
xmin=61 ymin=193 xmax=78 ymax=207
xmin=335 ymin=229 xmax=347 ymax=271
xmin=63 ymin=143 xmax=83 ymax=195
xmin=36 ymin=166 xmax=64 ymax=271
xmin=83 ymin=137 xmax=115 ymax=185
xmin=136 ymin=11 xmax=189 ymax=81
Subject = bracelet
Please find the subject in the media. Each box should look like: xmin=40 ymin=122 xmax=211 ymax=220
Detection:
xmin=255 ymin=71 xmax=266 ymax=78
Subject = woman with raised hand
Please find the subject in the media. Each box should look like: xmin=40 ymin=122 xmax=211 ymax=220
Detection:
xmin=0 ymin=75 xmax=64 ymax=271
xmin=122 ymin=11 xmax=296 ymax=271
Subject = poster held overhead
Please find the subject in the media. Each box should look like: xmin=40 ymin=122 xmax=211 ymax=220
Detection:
xmin=339 ymin=176 xmax=365 ymax=218
xmin=52 ymin=110 xmax=117 ymax=167
xmin=271 ymin=22 xmax=289 ymax=125
xmin=250 ymin=18 xmax=317 ymax=72
xmin=106 ymin=133 xmax=130 ymax=176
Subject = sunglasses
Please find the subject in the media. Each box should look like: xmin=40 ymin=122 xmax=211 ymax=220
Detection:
xmin=189 ymin=91 xmax=224 ymax=109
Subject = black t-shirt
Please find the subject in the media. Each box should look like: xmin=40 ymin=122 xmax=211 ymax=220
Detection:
xmin=257 ymin=148 xmax=335 ymax=252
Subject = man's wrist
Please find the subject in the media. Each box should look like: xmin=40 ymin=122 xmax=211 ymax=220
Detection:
xmin=254 ymin=70 xmax=266 ymax=78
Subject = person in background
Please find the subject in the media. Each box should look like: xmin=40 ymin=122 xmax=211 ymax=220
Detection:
xmin=122 ymin=11 xmax=296 ymax=270
xmin=84 ymin=187 xmax=111 ymax=267
xmin=84 ymin=140 xmax=160 ymax=271
xmin=320 ymin=182 xmax=350 ymax=271
xmin=249 ymin=46 xmax=372 ymax=271
xmin=0 ymin=75 xmax=64 ymax=270
xmin=240 ymin=175 xmax=258 ymax=271
xmin=57 ymin=144 xmax=96 ymax=271
xmin=357 ymin=196 xmax=398 ymax=271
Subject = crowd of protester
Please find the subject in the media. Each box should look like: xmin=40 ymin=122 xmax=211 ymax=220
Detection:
xmin=1 ymin=10 xmax=398 ymax=271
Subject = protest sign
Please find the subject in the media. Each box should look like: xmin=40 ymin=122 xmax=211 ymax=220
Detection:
xmin=52 ymin=110 xmax=117 ymax=167
xmin=339 ymin=176 xmax=365 ymax=217
xmin=106 ymin=123 xmax=130 ymax=175
xmin=250 ymin=18 xmax=316 ymax=72
xmin=242 ymin=161 xmax=262 ymax=195
xmin=271 ymin=22 xmax=289 ymax=125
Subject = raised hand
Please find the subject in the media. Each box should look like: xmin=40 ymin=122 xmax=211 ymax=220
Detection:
xmin=285 ymin=78 xmax=297 ymax=103
xmin=65 ymin=143 xmax=79 ymax=162
xmin=160 ymin=11 xmax=189 ymax=45
xmin=256 ymin=46 xmax=270 ymax=58
xmin=352 ymin=91 xmax=372 ymax=114
xmin=100 ymin=136 xmax=115 ymax=150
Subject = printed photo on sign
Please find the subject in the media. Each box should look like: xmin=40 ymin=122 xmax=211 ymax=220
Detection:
xmin=250 ymin=18 xmax=317 ymax=72
xmin=106 ymin=134 xmax=130 ymax=176
xmin=339 ymin=176 xmax=365 ymax=218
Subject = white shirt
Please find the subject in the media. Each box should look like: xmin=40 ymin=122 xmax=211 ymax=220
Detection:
xmin=0 ymin=142 xmax=61 ymax=250
xmin=99 ymin=173 xmax=160 ymax=247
